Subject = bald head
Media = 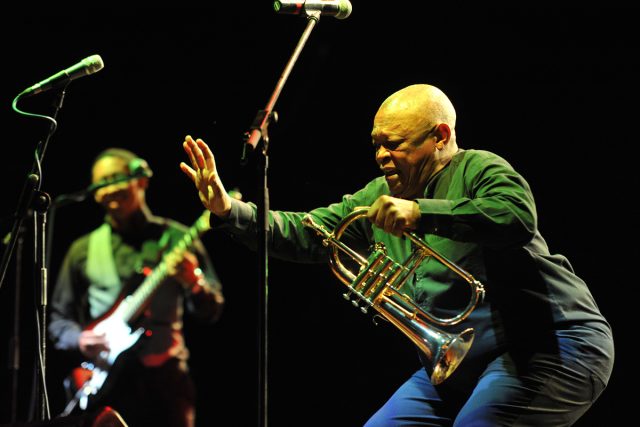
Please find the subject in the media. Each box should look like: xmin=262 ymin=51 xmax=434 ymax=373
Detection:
xmin=375 ymin=84 xmax=456 ymax=138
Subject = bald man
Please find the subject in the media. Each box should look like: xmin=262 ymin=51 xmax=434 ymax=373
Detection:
xmin=181 ymin=84 xmax=614 ymax=426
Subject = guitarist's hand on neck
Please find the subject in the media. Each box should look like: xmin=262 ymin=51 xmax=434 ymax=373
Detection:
xmin=78 ymin=330 xmax=110 ymax=360
xmin=166 ymin=249 xmax=207 ymax=292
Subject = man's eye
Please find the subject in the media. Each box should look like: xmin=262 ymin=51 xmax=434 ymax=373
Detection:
xmin=107 ymin=173 xmax=128 ymax=181
xmin=373 ymin=141 xmax=401 ymax=152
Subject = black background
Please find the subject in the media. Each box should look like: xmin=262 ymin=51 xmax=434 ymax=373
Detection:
xmin=1 ymin=5 xmax=638 ymax=426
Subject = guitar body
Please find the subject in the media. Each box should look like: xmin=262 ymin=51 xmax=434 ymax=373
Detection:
xmin=63 ymin=294 xmax=146 ymax=414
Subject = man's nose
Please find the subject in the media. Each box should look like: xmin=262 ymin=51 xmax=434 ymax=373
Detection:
xmin=375 ymin=146 xmax=391 ymax=164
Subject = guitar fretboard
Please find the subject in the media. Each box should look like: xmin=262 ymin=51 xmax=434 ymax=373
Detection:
xmin=116 ymin=211 xmax=211 ymax=322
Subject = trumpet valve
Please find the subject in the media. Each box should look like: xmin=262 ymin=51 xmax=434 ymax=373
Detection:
xmin=372 ymin=242 xmax=387 ymax=254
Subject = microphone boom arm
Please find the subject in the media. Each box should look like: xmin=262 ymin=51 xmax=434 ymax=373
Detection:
xmin=241 ymin=9 xmax=321 ymax=161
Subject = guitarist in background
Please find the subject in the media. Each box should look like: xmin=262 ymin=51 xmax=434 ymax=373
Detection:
xmin=48 ymin=148 xmax=225 ymax=427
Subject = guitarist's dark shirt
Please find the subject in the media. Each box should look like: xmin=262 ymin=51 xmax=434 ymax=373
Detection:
xmin=49 ymin=213 xmax=223 ymax=367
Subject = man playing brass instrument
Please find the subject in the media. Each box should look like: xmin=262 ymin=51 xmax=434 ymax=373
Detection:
xmin=180 ymin=84 xmax=614 ymax=426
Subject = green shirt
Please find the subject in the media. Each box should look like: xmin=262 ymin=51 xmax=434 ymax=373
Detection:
xmin=217 ymin=149 xmax=612 ymax=379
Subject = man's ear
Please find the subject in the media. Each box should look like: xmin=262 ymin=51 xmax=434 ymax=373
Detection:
xmin=435 ymin=123 xmax=452 ymax=145
xmin=137 ymin=177 xmax=150 ymax=190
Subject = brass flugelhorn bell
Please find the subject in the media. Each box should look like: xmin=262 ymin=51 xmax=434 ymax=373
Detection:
xmin=302 ymin=208 xmax=485 ymax=385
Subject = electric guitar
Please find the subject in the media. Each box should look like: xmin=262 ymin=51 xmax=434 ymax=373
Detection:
xmin=61 ymin=211 xmax=211 ymax=415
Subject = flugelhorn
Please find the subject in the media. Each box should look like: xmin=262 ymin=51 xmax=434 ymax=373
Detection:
xmin=302 ymin=207 xmax=485 ymax=384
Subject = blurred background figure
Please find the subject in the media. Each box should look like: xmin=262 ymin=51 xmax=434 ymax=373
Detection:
xmin=48 ymin=148 xmax=224 ymax=427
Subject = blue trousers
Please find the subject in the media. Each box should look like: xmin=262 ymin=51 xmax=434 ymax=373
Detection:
xmin=364 ymin=348 xmax=611 ymax=427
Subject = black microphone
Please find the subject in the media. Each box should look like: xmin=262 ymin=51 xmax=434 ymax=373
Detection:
xmin=53 ymin=167 xmax=150 ymax=207
xmin=273 ymin=0 xmax=352 ymax=19
xmin=86 ymin=164 xmax=151 ymax=194
xmin=20 ymin=54 xmax=104 ymax=97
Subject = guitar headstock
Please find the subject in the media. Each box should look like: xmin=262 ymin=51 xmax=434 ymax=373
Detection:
xmin=195 ymin=210 xmax=211 ymax=234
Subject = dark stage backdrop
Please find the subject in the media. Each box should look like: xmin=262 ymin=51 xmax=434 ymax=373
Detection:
xmin=1 ymin=5 xmax=638 ymax=427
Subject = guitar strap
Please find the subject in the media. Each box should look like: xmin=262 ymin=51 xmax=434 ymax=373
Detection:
xmin=86 ymin=223 xmax=122 ymax=319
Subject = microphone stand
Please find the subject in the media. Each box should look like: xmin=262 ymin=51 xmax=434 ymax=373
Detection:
xmin=8 ymin=224 xmax=25 ymax=423
xmin=1 ymin=87 xmax=67 ymax=423
xmin=240 ymin=10 xmax=321 ymax=427
xmin=44 ymin=188 xmax=90 ymax=281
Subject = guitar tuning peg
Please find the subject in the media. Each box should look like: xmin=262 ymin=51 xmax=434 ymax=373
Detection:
xmin=228 ymin=187 xmax=243 ymax=201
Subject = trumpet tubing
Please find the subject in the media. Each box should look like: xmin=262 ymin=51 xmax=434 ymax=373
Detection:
xmin=302 ymin=208 xmax=485 ymax=384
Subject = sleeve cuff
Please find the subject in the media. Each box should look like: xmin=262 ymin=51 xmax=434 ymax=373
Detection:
xmin=415 ymin=198 xmax=454 ymax=234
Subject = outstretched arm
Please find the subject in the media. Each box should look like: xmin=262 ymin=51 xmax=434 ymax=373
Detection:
xmin=180 ymin=135 xmax=232 ymax=218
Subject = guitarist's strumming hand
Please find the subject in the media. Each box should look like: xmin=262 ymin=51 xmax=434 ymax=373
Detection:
xmin=79 ymin=330 xmax=110 ymax=360
xmin=180 ymin=135 xmax=233 ymax=219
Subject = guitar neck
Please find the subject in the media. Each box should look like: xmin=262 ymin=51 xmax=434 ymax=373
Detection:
xmin=118 ymin=211 xmax=211 ymax=322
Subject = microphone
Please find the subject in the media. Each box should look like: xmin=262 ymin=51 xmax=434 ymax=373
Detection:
xmin=86 ymin=164 xmax=151 ymax=194
xmin=273 ymin=0 xmax=352 ymax=19
xmin=20 ymin=54 xmax=104 ymax=97
xmin=53 ymin=167 xmax=150 ymax=207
